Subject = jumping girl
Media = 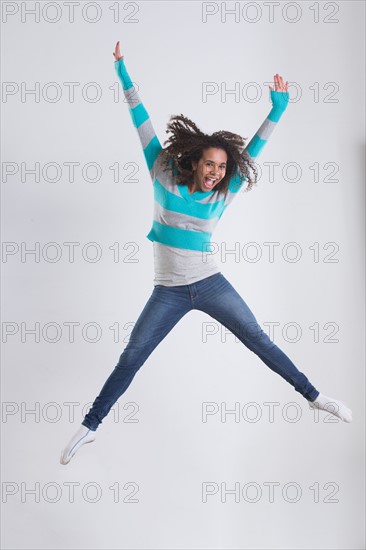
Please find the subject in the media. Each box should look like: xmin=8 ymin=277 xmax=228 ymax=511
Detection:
xmin=60 ymin=41 xmax=352 ymax=465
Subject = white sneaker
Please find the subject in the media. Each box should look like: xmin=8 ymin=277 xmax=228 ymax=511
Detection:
xmin=60 ymin=425 xmax=96 ymax=465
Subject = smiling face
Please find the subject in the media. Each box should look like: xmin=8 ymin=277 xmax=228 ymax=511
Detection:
xmin=190 ymin=147 xmax=227 ymax=193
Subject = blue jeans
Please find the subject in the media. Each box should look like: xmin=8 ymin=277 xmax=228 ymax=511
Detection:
xmin=82 ymin=272 xmax=319 ymax=431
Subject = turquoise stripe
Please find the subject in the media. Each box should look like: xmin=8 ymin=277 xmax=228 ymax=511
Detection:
xmin=115 ymin=59 xmax=133 ymax=90
xmin=268 ymin=109 xmax=283 ymax=123
xmin=268 ymin=91 xmax=288 ymax=122
xmin=269 ymin=90 xmax=289 ymax=115
xmin=218 ymin=204 xmax=228 ymax=218
xmin=144 ymin=136 xmax=162 ymax=172
xmin=154 ymin=179 xmax=225 ymax=219
xmin=129 ymin=103 xmax=149 ymax=128
xmin=228 ymin=171 xmax=245 ymax=193
xmin=146 ymin=221 xmax=212 ymax=252
xmin=246 ymin=134 xmax=267 ymax=159
xmin=179 ymin=183 xmax=213 ymax=201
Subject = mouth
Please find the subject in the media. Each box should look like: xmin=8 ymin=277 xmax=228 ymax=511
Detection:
xmin=203 ymin=176 xmax=218 ymax=189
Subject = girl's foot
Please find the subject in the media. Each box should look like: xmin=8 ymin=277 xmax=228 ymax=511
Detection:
xmin=60 ymin=424 xmax=96 ymax=465
xmin=307 ymin=392 xmax=352 ymax=422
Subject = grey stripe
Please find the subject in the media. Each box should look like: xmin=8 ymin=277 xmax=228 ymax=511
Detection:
xmin=224 ymin=187 xmax=245 ymax=207
xmin=256 ymin=118 xmax=277 ymax=140
xmin=135 ymin=117 xmax=156 ymax=150
xmin=154 ymin=241 xmax=219 ymax=259
xmin=153 ymin=201 xmax=219 ymax=233
xmin=190 ymin=188 xmax=224 ymax=205
xmin=152 ymin=241 xmax=220 ymax=286
xmin=124 ymin=86 xmax=140 ymax=106
xmin=155 ymin=169 xmax=182 ymax=197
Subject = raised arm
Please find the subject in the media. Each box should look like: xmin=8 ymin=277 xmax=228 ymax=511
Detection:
xmin=113 ymin=41 xmax=163 ymax=181
xmin=224 ymin=74 xmax=289 ymax=204
xmin=245 ymin=74 xmax=289 ymax=160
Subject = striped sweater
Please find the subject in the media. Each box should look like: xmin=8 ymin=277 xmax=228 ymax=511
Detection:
xmin=114 ymin=58 xmax=289 ymax=285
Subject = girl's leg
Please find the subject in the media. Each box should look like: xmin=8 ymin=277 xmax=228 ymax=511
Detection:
xmin=195 ymin=274 xmax=351 ymax=422
xmin=82 ymin=286 xmax=192 ymax=430
xmin=196 ymin=274 xmax=319 ymax=400
xmin=198 ymin=275 xmax=319 ymax=401
xmin=60 ymin=285 xmax=191 ymax=464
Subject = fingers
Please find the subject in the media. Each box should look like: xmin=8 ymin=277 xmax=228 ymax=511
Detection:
xmin=271 ymin=74 xmax=289 ymax=92
xmin=113 ymin=40 xmax=122 ymax=60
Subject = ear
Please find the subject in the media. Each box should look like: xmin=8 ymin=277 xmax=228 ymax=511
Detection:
xmin=191 ymin=160 xmax=197 ymax=171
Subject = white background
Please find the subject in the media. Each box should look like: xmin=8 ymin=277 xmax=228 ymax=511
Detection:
xmin=1 ymin=1 xmax=365 ymax=548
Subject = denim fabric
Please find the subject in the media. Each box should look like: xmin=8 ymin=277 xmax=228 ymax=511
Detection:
xmin=82 ymin=272 xmax=319 ymax=430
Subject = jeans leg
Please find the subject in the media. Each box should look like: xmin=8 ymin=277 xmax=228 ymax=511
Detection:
xmin=82 ymin=286 xmax=191 ymax=430
xmin=195 ymin=274 xmax=319 ymax=401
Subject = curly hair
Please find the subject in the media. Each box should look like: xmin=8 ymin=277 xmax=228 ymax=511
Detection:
xmin=157 ymin=113 xmax=259 ymax=197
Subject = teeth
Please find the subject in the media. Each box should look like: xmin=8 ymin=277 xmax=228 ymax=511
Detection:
xmin=204 ymin=176 xmax=217 ymax=188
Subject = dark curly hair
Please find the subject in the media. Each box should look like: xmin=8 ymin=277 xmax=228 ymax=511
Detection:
xmin=158 ymin=114 xmax=259 ymax=197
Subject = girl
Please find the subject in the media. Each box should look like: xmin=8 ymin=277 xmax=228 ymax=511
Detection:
xmin=60 ymin=41 xmax=352 ymax=465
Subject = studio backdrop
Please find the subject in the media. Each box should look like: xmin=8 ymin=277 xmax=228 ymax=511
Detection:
xmin=1 ymin=1 xmax=365 ymax=549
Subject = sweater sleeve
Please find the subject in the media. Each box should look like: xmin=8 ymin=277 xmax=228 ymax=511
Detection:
xmin=223 ymin=90 xmax=290 ymax=207
xmin=114 ymin=58 xmax=163 ymax=181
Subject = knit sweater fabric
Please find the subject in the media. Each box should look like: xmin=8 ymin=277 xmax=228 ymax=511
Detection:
xmin=114 ymin=58 xmax=289 ymax=286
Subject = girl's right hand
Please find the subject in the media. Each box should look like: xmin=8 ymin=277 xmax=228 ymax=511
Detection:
xmin=113 ymin=41 xmax=123 ymax=62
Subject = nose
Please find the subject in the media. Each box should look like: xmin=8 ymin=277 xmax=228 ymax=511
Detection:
xmin=208 ymin=163 xmax=224 ymax=179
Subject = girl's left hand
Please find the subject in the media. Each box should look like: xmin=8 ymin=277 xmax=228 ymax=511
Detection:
xmin=270 ymin=74 xmax=289 ymax=92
